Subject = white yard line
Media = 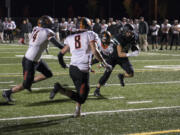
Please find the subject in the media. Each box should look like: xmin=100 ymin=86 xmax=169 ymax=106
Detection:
xmin=141 ymin=52 xmax=180 ymax=57
xmin=4 ymin=80 xmax=180 ymax=91
xmin=0 ymin=106 xmax=180 ymax=121
xmin=0 ymin=81 xmax=14 ymax=84
xmin=127 ymin=101 xmax=152 ymax=104
xmin=109 ymin=96 xmax=125 ymax=99
xmin=0 ymin=52 xmax=23 ymax=53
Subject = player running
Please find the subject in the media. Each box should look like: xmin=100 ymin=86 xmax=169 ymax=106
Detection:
xmin=2 ymin=15 xmax=64 ymax=102
xmin=49 ymin=17 xmax=112 ymax=117
xmin=93 ymin=24 xmax=140 ymax=96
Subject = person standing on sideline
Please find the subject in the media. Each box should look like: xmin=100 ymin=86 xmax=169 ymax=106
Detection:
xmin=49 ymin=17 xmax=112 ymax=117
xmin=170 ymin=20 xmax=180 ymax=50
xmin=159 ymin=19 xmax=171 ymax=50
xmin=2 ymin=15 xmax=64 ymax=102
xmin=0 ymin=19 xmax=4 ymax=43
xmin=149 ymin=20 xmax=160 ymax=50
xmin=138 ymin=17 xmax=149 ymax=51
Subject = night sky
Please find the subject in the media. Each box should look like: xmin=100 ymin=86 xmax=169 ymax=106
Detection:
xmin=0 ymin=0 xmax=180 ymax=21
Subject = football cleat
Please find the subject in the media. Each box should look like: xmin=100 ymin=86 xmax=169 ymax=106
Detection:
xmin=94 ymin=88 xmax=101 ymax=97
xmin=118 ymin=74 xmax=125 ymax=87
xmin=49 ymin=82 xmax=64 ymax=99
xmin=2 ymin=91 xmax=14 ymax=102
xmin=27 ymin=88 xmax=32 ymax=92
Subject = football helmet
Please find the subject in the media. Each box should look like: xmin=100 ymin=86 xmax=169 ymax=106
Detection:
xmin=38 ymin=15 xmax=54 ymax=29
xmin=122 ymin=24 xmax=134 ymax=37
xmin=123 ymin=24 xmax=134 ymax=32
xmin=100 ymin=31 xmax=112 ymax=45
xmin=79 ymin=17 xmax=91 ymax=30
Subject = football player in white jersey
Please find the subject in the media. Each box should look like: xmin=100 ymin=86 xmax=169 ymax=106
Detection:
xmin=150 ymin=20 xmax=160 ymax=50
xmin=159 ymin=19 xmax=171 ymax=50
xmin=49 ymin=17 xmax=112 ymax=117
xmin=2 ymin=15 xmax=64 ymax=102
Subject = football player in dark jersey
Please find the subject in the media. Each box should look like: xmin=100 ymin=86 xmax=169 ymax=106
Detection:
xmin=94 ymin=24 xmax=139 ymax=96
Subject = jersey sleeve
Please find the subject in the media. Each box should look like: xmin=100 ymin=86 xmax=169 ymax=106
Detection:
xmin=87 ymin=31 xmax=98 ymax=43
xmin=46 ymin=29 xmax=55 ymax=41
xmin=64 ymin=37 xmax=69 ymax=46
xmin=113 ymin=38 xmax=120 ymax=46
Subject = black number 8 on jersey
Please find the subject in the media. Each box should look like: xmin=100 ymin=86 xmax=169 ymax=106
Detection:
xmin=74 ymin=35 xmax=81 ymax=49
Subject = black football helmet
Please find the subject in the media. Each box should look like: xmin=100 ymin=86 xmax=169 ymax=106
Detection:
xmin=100 ymin=31 xmax=112 ymax=45
xmin=122 ymin=24 xmax=134 ymax=37
xmin=123 ymin=24 xmax=134 ymax=32
xmin=79 ymin=17 xmax=91 ymax=30
xmin=38 ymin=15 xmax=54 ymax=29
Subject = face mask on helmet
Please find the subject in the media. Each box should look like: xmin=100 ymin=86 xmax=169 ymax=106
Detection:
xmin=123 ymin=24 xmax=134 ymax=37
xmin=101 ymin=31 xmax=111 ymax=45
xmin=38 ymin=15 xmax=54 ymax=29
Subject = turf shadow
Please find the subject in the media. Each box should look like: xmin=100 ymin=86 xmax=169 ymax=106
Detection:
xmin=0 ymin=102 xmax=15 ymax=106
xmin=26 ymin=99 xmax=73 ymax=107
xmin=0 ymin=116 xmax=74 ymax=134
xmin=26 ymin=96 xmax=107 ymax=107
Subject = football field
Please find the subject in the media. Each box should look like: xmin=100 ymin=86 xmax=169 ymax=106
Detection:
xmin=0 ymin=44 xmax=180 ymax=135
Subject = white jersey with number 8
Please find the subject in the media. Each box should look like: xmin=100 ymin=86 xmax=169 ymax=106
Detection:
xmin=64 ymin=31 xmax=98 ymax=72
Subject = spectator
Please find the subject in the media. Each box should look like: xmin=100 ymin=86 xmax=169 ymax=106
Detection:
xmin=149 ymin=20 xmax=160 ymax=50
xmin=18 ymin=20 xmax=27 ymax=44
xmin=138 ymin=16 xmax=149 ymax=51
xmin=170 ymin=20 xmax=180 ymax=50
xmin=93 ymin=18 xmax=101 ymax=35
xmin=107 ymin=18 xmax=117 ymax=37
xmin=3 ymin=17 xmax=8 ymax=42
xmin=53 ymin=18 xmax=60 ymax=41
xmin=59 ymin=18 xmax=67 ymax=42
xmin=133 ymin=19 xmax=139 ymax=35
xmin=6 ymin=18 xmax=16 ymax=43
xmin=100 ymin=19 xmax=108 ymax=33
xmin=26 ymin=18 xmax=32 ymax=43
xmin=0 ymin=19 xmax=4 ymax=43
xmin=159 ymin=19 xmax=171 ymax=50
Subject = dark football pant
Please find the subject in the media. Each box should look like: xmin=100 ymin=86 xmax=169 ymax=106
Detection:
xmin=99 ymin=58 xmax=134 ymax=85
xmin=69 ymin=65 xmax=90 ymax=104
xmin=22 ymin=57 xmax=53 ymax=89
xmin=170 ymin=34 xmax=179 ymax=46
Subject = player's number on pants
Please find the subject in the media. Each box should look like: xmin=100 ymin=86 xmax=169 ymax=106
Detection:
xmin=75 ymin=35 xmax=81 ymax=49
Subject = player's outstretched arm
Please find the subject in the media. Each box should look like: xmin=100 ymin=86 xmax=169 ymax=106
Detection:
xmin=90 ymin=41 xmax=112 ymax=71
xmin=49 ymin=37 xmax=64 ymax=49
xmin=117 ymin=44 xmax=139 ymax=57
xmin=117 ymin=45 xmax=127 ymax=58
xmin=57 ymin=45 xmax=70 ymax=68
